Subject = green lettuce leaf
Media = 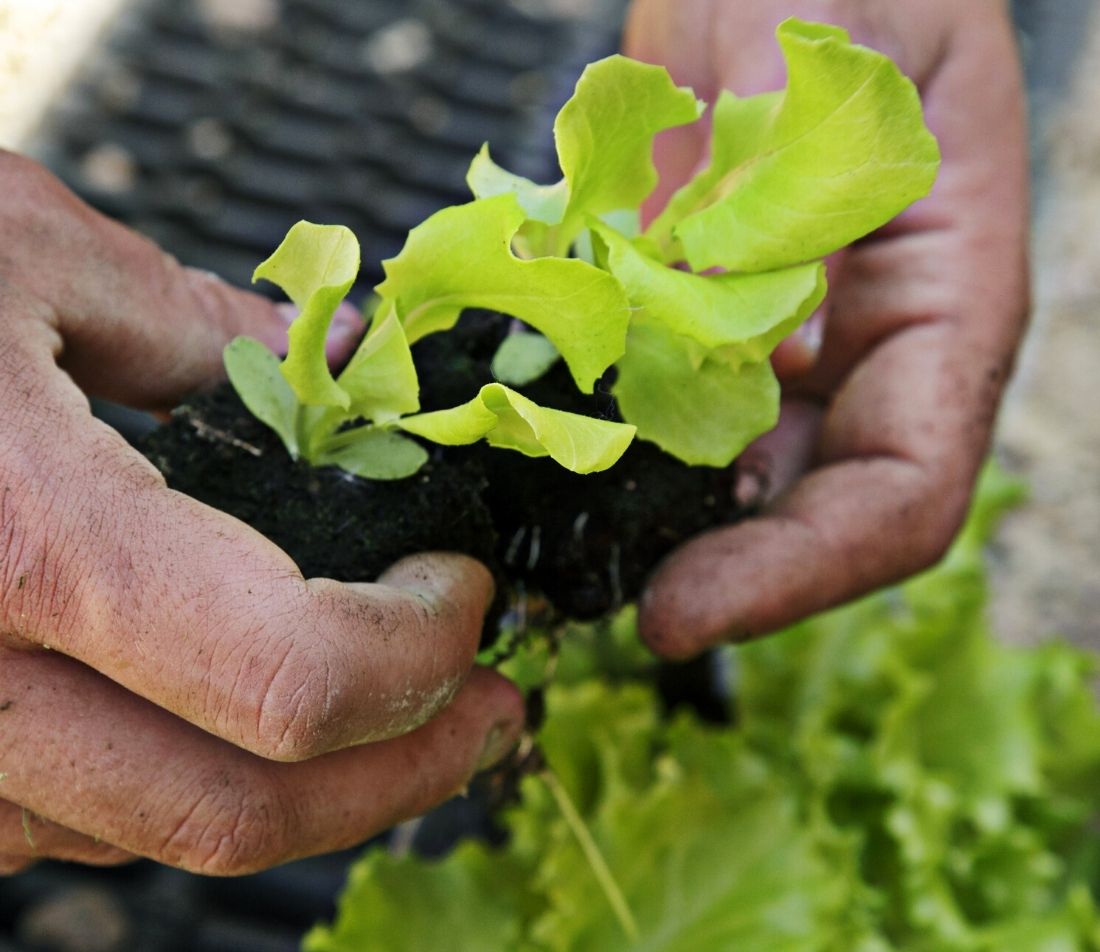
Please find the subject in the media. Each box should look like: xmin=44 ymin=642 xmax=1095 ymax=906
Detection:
xmin=646 ymin=90 xmax=783 ymax=259
xmin=308 ymin=467 xmax=1100 ymax=952
xmin=612 ymin=317 xmax=779 ymax=466
xmin=466 ymin=146 xmax=568 ymax=260
xmin=336 ymin=305 xmax=419 ymax=424
xmin=376 ymin=195 xmax=631 ymax=393
xmin=253 ymin=221 xmax=359 ymax=407
xmin=467 ymin=144 xmax=569 ymax=226
xmin=491 ymin=332 xmax=562 ymax=387
xmin=302 ymin=842 xmax=535 ymax=952
xmin=467 ymin=56 xmax=702 ymax=255
xmin=734 ymin=467 xmax=1100 ymax=949
xmin=593 ymin=222 xmax=825 ymax=366
xmin=313 ymin=427 xmax=428 ymax=481
xmin=524 ymin=690 xmax=857 ymax=952
xmin=554 ymin=55 xmax=703 ymax=234
xmin=223 ymin=336 xmax=300 ymax=457
xmin=649 ymin=18 xmax=940 ymax=272
xmin=399 ymin=382 xmax=635 ymax=475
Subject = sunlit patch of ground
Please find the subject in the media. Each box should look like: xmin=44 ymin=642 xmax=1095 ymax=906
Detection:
xmin=0 ymin=0 xmax=129 ymax=148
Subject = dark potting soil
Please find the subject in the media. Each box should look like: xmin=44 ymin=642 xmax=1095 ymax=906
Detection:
xmin=139 ymin=386 xmax=498 ymax=585
xmin=414 ymin=313 xmax=742 ymax=619
xmin=140 ymin=312 xmax=741 ymax=623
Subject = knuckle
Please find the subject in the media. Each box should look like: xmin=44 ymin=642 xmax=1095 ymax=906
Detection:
xmin=892 ymin=474 xmax=972 ymax=577
xmin=925 ymin=475 xmax=972 ymax=549
xmin=156 ymin=771 xmax=294 ymax=876
xmin=180 ymin=265 xmax=238 ymax=328
xmin=236 ymin=634 xmax=341 ymax=763
xmin=919 ymin=494 xmax=970 ymax=568
xmin=0 ymin=471 xmax=111 ymax=648
xmin=0 ymin=152 xmax=64 ymax=232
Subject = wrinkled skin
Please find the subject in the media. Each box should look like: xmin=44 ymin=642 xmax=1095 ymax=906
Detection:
xmin=0 ymin=0 xmax=1025 ymax=873
xmin=626 ymin=0 xmax=1029 ymax=655
xmin=0 ymin=153 xmax=523 ymax=875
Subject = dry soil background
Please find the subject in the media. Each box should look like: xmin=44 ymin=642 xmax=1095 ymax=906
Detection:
xmin=993 ymin=1 xmax=1100 ymax=650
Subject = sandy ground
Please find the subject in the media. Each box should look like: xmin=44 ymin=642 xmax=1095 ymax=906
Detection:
xmin=0 ymin=0 xmax=130 ymax=149
xmin=993 ymin=5 xmax=1100 ymax=651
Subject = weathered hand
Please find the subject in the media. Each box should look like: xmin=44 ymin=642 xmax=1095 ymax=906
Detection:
xmin=0 ymin=154 xmax=523 ymax=875
xmin=625 ymin=0 xmax=1029 ymax=655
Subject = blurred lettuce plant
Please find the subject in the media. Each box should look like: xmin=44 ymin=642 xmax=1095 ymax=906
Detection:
xmin=304 ymin=467 xmax=1100 ymax=951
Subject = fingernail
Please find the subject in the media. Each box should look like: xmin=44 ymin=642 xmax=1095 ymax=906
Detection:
xmin=331 ymin=300 xmax=365 ymax=335
xmin=476 ymin=722 xmax=518 ymax=772
xmin=271 ymin=303 xmax=296 ymax=358
xmin=325 ymin=301 xmax=366 ymax=364
xmin=273 ymin=301 xmax=365 ymax=364
xmin=795 ymin=307 xmax=825 ymax=359
xmin=772 ymin=306 xmax=825 ymax=380
xmin=275 ymin=301 xmax=364 ymax=329
xmin=734 ymin=467 xmax=769 ymax=510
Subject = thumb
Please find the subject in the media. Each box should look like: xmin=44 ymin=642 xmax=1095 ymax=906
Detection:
xmin=0 ymin=152 xmax=362 ymax=409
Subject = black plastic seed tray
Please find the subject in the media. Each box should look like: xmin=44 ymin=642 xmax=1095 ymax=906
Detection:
xmin=30 ymin=0 xmax=628 ymax=291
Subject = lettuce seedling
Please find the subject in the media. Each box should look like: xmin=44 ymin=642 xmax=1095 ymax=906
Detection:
xmin=227 ymin=17 xmax=938 ymax=477
xmin=225 ymin=220 xmax=636 ymax=480
xmin=468 ymin=18 xmax=939 ymax=466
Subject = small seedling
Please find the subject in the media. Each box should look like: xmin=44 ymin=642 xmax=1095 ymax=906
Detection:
xmin=227 ymin=18 xmax=938 ymax=478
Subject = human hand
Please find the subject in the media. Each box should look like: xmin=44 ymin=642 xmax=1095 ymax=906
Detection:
xmin=625 ymin=0 xmax=1029 ymax=655
xmin=0 ymin=153 xmax=523 ymax=875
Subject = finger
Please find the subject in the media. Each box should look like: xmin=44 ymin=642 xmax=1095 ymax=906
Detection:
xmin=3 ymin=463 xmax=495 ymax=763
xmin=0 ymin=152 xmax=362 ymax=409
xmin=639 ymin=5 xmax=1028 ymax=657
xmin=623 ymin=1 xmax=901 ymax=221
xmin=0 ymin=855 xmax=35 ymax=876
xmin=641 ymin=320 xmax=1006 ymax=658
xmin=0 ymin=650 xmax=522 ymax=875
xmin=732 ymin=398 xmax=823 ymax=510
xmin=622 ymin=1 xmax=714 ymax=221
xmin=4 ymin=343 xmax=496 ymax=759
xmin=282 ymin=667 xmax=523 ymax=865
xmin=0 ymin=800 xmax=136 ymax=868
